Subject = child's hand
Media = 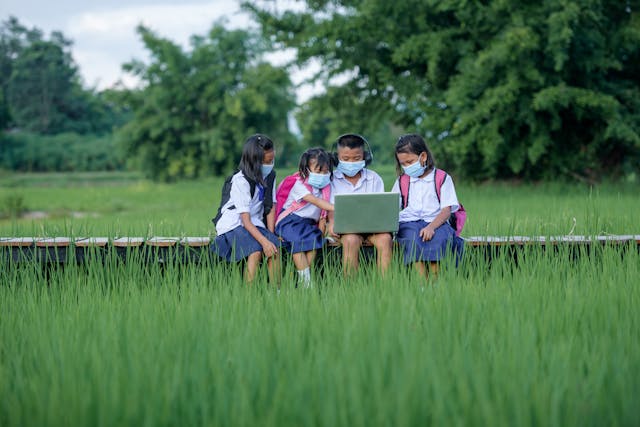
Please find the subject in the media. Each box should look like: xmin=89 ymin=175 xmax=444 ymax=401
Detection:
xmin=261 ymin=240 xmax=278 ymax=258
xmin=419 ymin=225 xmax=435 ymax=242
xmin=327 ymin=221 xmax=339 ymax=239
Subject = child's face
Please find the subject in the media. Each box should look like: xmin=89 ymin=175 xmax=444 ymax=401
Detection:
xmin=308 ymin=158 xmax=329 ymax=174
xmin=337 ymin=146 xmax=364 ymax=162
xmin=263 ymin=149 xmax=275 ymax=165
xmin=396 ymin=151 xmax=426 ymax=167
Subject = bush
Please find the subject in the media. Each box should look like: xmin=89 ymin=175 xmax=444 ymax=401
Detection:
xmin=0 ymin=131 xmax=125 ymax=172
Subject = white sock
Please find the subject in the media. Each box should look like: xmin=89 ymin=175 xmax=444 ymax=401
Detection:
xmin=297 ymin=268 xmax=312 ymax=288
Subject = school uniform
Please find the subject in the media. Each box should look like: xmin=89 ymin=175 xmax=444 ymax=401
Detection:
xmin=391 ymin=170 xmax=460 ymax=264
xmin=330 ymin=168 xmax=385 ymax=201
xmin=275 ymin=179 xmax=329 ymax=253
xmin=211 ymin=171 xmax=280 ymax=262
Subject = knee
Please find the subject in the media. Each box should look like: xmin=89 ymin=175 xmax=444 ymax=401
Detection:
xmin=341 ymin=234 xmax=362 ymax=250
xmin=372 ymin=233 xmax=393 ymax=251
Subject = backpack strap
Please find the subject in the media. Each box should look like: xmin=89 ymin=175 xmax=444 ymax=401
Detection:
xmin=433 ymin=168 xmax=447 ymax=204
xmin=399 ymin=174 xmax=410 ymax=209
xmin=275 ymin=178 xmax=330 ymax=226
xmin=263 ymin=170 xmax=276 ymax=215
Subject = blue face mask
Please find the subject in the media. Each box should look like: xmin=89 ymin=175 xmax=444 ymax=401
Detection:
xmin=307 ymin=172 xmax=331 ymax=189
xmin=402 ymin=159 xmax=426 ymax=178
xmin=337 ymin=160 xmax=365 ymax=177
xmin=261 ymin=163 xmax=274 ymax=178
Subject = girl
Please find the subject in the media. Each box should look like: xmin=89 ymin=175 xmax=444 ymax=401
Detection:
xmin=275 ymin=148 xmax=334 ymax=287
xmin=212 ymin=134 xmax=281 ymax=284
xmin=391 ymin=134 xmax=460 ymax=280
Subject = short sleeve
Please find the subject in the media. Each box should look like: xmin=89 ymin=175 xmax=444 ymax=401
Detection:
xmin=440 ymin=175 xmax=460 ymax=213
xmin=372 ymin=173 xmax=385 ymax=192
xmin=229 ymin=173 xmax=252 ymax=213
xmin=289 ymin=180 xmax=311 ymax=202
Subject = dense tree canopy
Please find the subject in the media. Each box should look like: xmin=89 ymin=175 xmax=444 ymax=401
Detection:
xmin=117 ymin=23 xmax=297 ymax=181
xmin=0 ymin=17 xmax=123 ymax=135
xmin=246 ymin=0 xmax=640 ymax=181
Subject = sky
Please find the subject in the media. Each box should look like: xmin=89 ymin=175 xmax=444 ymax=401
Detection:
xmin=1 ymin=0 xmax=322 ymax=102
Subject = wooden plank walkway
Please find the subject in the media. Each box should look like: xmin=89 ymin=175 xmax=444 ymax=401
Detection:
xmin=1 ymin=235 xmax=639 ymax=265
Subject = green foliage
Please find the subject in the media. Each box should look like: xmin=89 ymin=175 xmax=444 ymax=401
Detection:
xmin=117 ymin=23 xmax=297 ymax=181
xmin=246 ymin=0 xmax=640 ymax=181
xmin=1 ymin=247 xmax=639 ymax=426
xmin=0 ymin=132 xmax=124 ymax=172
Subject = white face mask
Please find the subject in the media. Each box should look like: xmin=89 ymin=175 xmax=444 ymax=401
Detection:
xmin=337 ymin=160 xmax=365 ymax=177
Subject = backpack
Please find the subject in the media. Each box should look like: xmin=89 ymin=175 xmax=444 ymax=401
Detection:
xmin=212 ymin=169 xmax=276 ymax=226
xmin=399 ymin=168 xmax=467 ymax=236
xmin=275 ymin=172 xmax=331 ymax=226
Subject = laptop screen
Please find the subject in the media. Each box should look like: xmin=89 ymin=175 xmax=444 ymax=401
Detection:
xmin=333 ymin=192 xmax=400 ymax=234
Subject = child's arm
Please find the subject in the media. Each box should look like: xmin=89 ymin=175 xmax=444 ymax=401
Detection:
xmin=326 ymin=210 xmax=339 ymax=239
xmin=301 ymin=193 xmax=334 ymax=212
xmin=240 ymin=212 xmax=278 ymax=257
xmin=419 ymin=206 xmax=451 ymax=242
xmin=265 ymin=208 xmax=276 ymax=233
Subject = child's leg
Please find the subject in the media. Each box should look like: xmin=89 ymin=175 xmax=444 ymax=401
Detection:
xmin=340 ymin=234 xmax=363 ymax=275
xmin=428 ymin=261 xmax=439 ymax=279
xmin=267 ymin=255 xmax=282 ymax=287
xmin=245 ymin=251 xmax=263 ymax=283
xmin=413 ymin=261 xmax=427 ymax=280
xmin=305 ymin=249 xmax=317 ymax=267
xmin=292 ymin=252 xmax=310 ymax=270
xmin=368 ymin=233 xmax=393 ymax=275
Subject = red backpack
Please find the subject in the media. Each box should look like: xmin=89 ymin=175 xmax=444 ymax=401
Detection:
xmin=275 ymin=172 xmax=331 ymax=225
xmin=399 ymin=168 xmax=467 ymax=236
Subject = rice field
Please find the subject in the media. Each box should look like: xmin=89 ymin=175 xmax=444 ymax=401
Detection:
xmin=1 ymin=171 xmax=639 ymax=426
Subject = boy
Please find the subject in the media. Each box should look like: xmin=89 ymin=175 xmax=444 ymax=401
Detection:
xmin=327 ymin=134 xmax=393 ymax=275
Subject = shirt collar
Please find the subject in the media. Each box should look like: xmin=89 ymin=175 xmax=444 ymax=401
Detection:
xmin=409 ymin=168 xmax=435 ymax=183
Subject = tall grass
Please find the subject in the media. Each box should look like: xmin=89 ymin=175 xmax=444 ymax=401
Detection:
xmin=1 ymin=245 xmax=639 ymax=426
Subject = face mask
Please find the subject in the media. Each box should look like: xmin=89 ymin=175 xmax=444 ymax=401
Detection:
xmin=261 ymin=163 xmax=274 ymax=178
xmin=402 ymin=159 xmax=426 ymax=178
xmin=337 ymin=160 xmax=365 ymax=177
xmin=307 ymin=172 xmax=331 ymax=189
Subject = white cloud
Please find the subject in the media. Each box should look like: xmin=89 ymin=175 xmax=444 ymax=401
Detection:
xmin=64 ymin=1 xmax=252 ymax=89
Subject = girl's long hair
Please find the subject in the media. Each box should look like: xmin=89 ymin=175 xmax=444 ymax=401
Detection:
xmin=394 ymin=134 xmax=435 ymax=176
xmin=298 ymin=147 xmax=333 ymax=180
xmin=239 ymin=134 xmax=274 ymax=184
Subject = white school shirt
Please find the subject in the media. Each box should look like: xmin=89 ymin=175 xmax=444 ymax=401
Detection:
xmin=330 ymin=168 xmax=385 ymax=203
xmin=215 ymin=171 xmax=277 ymax=235
xmin=282 ymin=179 xmax=328 ymax=221
xmin=391 ymin=169 xmax=459 ymax=223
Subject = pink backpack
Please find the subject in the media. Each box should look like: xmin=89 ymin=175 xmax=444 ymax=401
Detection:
xmin=275 ymin=172 xmax=331 ymax=225
xmin=399 ymin=168 xmax=467 ymax=236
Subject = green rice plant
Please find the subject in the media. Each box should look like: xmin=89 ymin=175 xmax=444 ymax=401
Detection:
xmin=1 ymin=244 xmax=638 ymax=426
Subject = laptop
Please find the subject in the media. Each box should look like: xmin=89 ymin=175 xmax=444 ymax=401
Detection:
xmin=333 ymin=192 xmax=400 ymax=234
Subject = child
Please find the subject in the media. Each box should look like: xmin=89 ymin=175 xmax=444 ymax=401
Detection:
xmin=211 ymin=134 xmax=281 ymax=284
xmin=391 ymin=134 xmax=460 ymax=280
xmin=275 ymin=148 xmax=334 ymax=287
xmin=326 ymin=133 xmax=393 ymax=275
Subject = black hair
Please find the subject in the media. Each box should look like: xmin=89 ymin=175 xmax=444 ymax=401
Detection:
xmin=239 ymin=134 xmax=274 ymax=184
xmin=298 ymin=147 xmax=333 ymax=180
xmin=336 ymin=133 xmax=366 ymax=150
xmin=394 ymin=134 xmax=435 ymax=176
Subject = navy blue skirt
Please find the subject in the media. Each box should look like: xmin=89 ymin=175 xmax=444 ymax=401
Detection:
xmin=275 ymin=214 xmax=324 ymax=254
xmin=211 ymin=226 xmax=281 ymax=262
xmin=396 ymin=220 xmax=456 ymax=264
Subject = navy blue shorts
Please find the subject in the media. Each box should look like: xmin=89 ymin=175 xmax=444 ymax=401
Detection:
xmin=276 ymin=214 xmax=324 ymax=254
xmin=211 ymin=226 xmax=281 ymax=262
xmin=396 ymin=220 xmax=456 ymax=264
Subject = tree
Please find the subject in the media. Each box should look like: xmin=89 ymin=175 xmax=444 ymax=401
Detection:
xmin=117 ymin=23 xmax=296 ymax=181
xmin=1 ymin=16 xmax=122 ymax=135
xmin=246 ymin=0 xmax=640 ymax=181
